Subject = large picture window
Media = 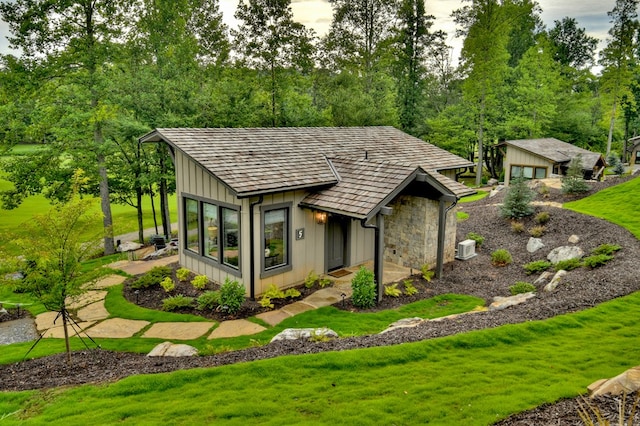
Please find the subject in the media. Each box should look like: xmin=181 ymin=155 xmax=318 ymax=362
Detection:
xmin=222 ymin=207 xmax=239 ymax=268
xmin=261 ymin=204 xmax=291 ymax=277
xmin=185 ymin=198 xmax=199 ymax=253
xmin=203 ymin=202 xmax=218 ymax=261
xmin=511 ymin=165 xmax=547 ymax=180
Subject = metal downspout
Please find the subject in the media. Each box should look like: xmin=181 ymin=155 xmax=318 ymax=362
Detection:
xmin=360 ymin=206 xmax=392 ymax=302
xmin=249 ymin=196 xmax=263 ymax=300
xmin=436 ymin=198 xmax=458 ymax=278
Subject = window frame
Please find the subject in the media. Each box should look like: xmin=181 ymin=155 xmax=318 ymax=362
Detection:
xmin=260 ymin=202 xmax=293 ymax=279
xmin=510 ymin=164 xmax=547 ymax=181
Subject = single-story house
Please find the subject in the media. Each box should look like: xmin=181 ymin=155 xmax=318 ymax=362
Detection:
xmin=140 ymin=127 xmax=474 ymax=298
xmin=502 ymin=138 xmax=606 ymax=185
xmin=627 ymin=135 xmax=640 ymax=164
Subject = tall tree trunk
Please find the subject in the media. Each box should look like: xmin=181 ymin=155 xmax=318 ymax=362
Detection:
xmin=136 ymin=186 xmax=144 ymax=243
xmin=606 ymin=98 xmax=617 ymax=158
xmin=149 ymin=184 xmax=159 ymax=235
xmin=475 ymin=94 xmax=486 ymax=187
xmin=97 ymin=151 xmax=115 ymax=255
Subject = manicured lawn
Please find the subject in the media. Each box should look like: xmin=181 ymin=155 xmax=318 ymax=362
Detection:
xmin=2 ymin=292 xmax=639 ymax=425
xmin=460 ymin=190 xmax=489 ymax=203
xmin=564 ymin=176 xmax=640 ymax=238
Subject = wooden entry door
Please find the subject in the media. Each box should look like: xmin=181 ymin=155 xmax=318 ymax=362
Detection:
xmin=327 ymin=215 xmax=347 ymax=271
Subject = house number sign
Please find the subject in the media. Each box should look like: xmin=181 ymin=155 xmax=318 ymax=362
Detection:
xmin=295 ymin=228 xmax=305 ymax=240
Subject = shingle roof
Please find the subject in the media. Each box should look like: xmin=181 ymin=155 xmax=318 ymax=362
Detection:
xmin=505 ymin=138 xmax=605 ymax=169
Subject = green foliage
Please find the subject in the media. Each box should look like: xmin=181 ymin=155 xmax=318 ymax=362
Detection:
xmin=130 ymin=266 xmax=172 ymax=290
xmin=591 ymin=244 xmax=622 ymax=256
xmin=501 ymin=178 xmax=535 ymax=219
xmin=529 ymin=225 xmax=546 ymax=238
xmin=351 ymin=266 xmax=376 ymax=309
xmin=457 ymin=211 xmax=470 ymax=222
xmin=160 ymin=277 xmax=175 ymax=293
xmin=554 ymin=258 xmax=583 ymax=271
xmin=511 ymin=221 xmax=525 ymax=233
xmin=263 ymin=284 xmax=285 ymax=299
xmin=384 ymin=283 xmax=402 ymax=297
xmin=534 ymin=211 xmax=550 ymax=224
xmin=318 ymin=277 xmax=332 ymax=288
xmin=161 ymin=294 xmax=194 ymax=311
xmin=538 ymin=183 xmax=550 ymax=197
xmin=284 ymin=288 xmax=301 ymax=298
xmin=259 ymin=297 xmax=274 ymax=309
xmin=191 ymin=275 xmax=209 ymax=290
xmin=582 ymin=254 xmax=614 ymax=269
xmin=176 ymin=268 xmax=191 ymax=282
xmin=219 ymin=278 xmax=246 ymax=314
xmin=509 ymin=281 xmax=536 ymax=295
xmin=304 ymin=270 xmax=319 ymax=288
xmin=403 ymin=280 xmax=418 ymax=296
xmin=523 ymin=260 xmax=552 ymax=275
xmin=562 ymin=155 xmax=589 ymax=194
xmin=466 ymin=232 xmax=485 ymax=247
xmin=196 ymin=291 xmax=221 ymax=311
xmin=491 ymin=249 xmax=513 ymax=266
xmin=421 ymin=264 xmax=435 ymax=282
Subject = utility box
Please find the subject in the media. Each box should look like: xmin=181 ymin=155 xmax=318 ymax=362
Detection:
xmin=455 ymin=239 xmax=477 ymax=260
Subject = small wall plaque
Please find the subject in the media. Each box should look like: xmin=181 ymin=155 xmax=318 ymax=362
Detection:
xmin=295 ymin=228 xmax=305 ymax=240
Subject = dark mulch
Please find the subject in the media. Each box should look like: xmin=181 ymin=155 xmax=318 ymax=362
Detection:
xmin=2 ymin=175 xmax=640 ymax=425
xmin=0 ymin=307 xmax=30 ymax=322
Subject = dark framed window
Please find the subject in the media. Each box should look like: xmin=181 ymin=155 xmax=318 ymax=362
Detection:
xmin=185 ymin=198 xmax=199 ymax=254
xmin=222 ymin=207 xmax=239 ymax=269
xmin=261 ymin=204 xmax=292 ymax=277
xmin=203 ymin=202 xmax=218 ymax=261
xmin=511 ymin=165 xmax=547 ymax=180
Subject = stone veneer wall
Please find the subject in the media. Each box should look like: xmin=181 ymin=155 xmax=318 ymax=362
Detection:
xmin=383 ymin=195 xmax=457 ymax=269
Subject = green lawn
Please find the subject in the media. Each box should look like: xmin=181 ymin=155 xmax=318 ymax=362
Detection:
xmin=2 ymin=292 xmax=639 ymax=425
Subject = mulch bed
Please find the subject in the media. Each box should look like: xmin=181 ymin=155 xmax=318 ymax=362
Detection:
xmin=2 ymin=174 xmax=640 ymax=425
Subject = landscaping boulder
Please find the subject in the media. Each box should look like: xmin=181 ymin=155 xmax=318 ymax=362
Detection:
xmin=487 ymin=178 xmax=499 ymax=186
xmin=380 ymin=317 xmax=425 ymax=334
xmin=533 ymin=271 xmax=553 ymax=286
xmin=527 ymin=237 xmax=545 ymax=253
xmin=568 ymin=234 xmax=580 ymax=244
xmin=588 ymin=366 xmax=640 ymax=397
xmin=118 ymin=241 xmax=143 ymax=252
xmin=270 ymin=327 xmax=338 ymax=343
xmin=547 ymin=246 xmax=584 ymax=264
xmin=147 ymin=341 xmax=198 ymax=357
xmin=544 ymin=270 xmax=567 ymax=292
xmin=489 ymin=185 xmax=504 ymax=197
xmin=489 ymin=292 xmax=536 ymax=311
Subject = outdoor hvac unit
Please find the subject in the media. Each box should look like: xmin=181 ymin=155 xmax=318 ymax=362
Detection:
xmin=455 ymin=239 xmax=477 ymax=260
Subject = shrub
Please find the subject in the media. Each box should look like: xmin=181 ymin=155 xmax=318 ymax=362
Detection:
xmin=130 ymin=265 xmax=172 ymax=289
xmin=319 ymin=277 xmax=332 ymax=288
xmin=162 ymin=294 xmax=194 ymax=311
xmin=191 ymin=275 xmax=209 ymax=290
xmin=591 ymin=244 xmax=621 ymax=256
xmin=351 ymin=266 xmax=376 ymax=308
xmin=511 ymin=221 xmax=525 ymax=233
xmin=219 ymin=278 xmax=246 ymax=314
xmin=421 ymin=264 xmax=435 ymax=282
xmin=304 ymin=270 xmax=318 ymax=288
xmin=491 ymin=249 xmax=513 ymax=266
xmin=535 ymin=211 xmax=550 ymax=225
xmin=509 ymin=281 xmax=536 ymax=295
xmin=538 ymin=183 xmax=549 ymax=198
xmin=403 ymin=279 xmax=418 ymax=296
xmin=176 ymin=267 xmax=191 ymax=282
xmin=384 ymin=283 xmax=402 ymax=297
xmin=523 ymin=260 xmax=551 ymax=275
xmin=160 ymin=276 xmax=175 ymax=292
xmin=466 ymin=232 xmax=485 ymax=248
xmin=196 ymin=291 xmax=220 ymax=310
xmin=263 ymin=284 xmax=285 ymax=299
xmin=529 ymin=226 xmax=546 ymax=238
xmin=554 ymin=258 xmax=582 ymax=271
xmin=284 ymin=288 xmax=301 ymax=298
xmin=500 ymin=177 xmax=535 ymax=219
xmin=582 ymin=254 xmax=613 ymax=268
xmin=562 ymin=155 xmax=589 ymax=194
xmin=259 ymin=297 xmax=274 ymax=309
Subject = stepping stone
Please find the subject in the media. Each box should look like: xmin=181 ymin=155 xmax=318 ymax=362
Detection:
xmin=256 ymin=309 xmax=292 ymax=326
xmin=303 ymin=287 xmax=348 ymax=308
xmin=142 ymin=322 xmax=215 ymax=340
xmin=111 ymin=255 xmax=179 ymax=276
xmin=41 ymin=321 xmax=96 ymax=338
xmin=281 ymin=301 xmax=315 ymax=316
xmin=208 ymin=319 xmax=267 ymax=339
xmin=77 ymin=301 xmax=110 ymax=322
xmin=35 ymin=311 xmax=64 ymax=332
xmin=90 ymin=275 xmax=127 ymax=289
xmin=67 ymin=290 xmax=107 ymax=310
xmin=84 ymin=318 xmax=149 ymax=338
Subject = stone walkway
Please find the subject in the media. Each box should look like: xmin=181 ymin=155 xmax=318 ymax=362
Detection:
xmin=32 ymin=256 xmax=410 ymax=342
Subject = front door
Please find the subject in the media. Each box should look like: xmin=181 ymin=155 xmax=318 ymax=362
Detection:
xmin=327 ymin=215 xmax=347 ymax=271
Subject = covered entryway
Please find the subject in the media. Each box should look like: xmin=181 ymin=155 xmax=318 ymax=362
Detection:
xmin=326 ymin=215 xmax=348 ymax=271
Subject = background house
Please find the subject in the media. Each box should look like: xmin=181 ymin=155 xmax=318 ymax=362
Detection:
xmin=141 ymin=127 xmax=474 ymax=298
xmin=627 ymin=135 xmax=640 ymax=165
xmin=502 ymin=138 xmax=606 ymax=185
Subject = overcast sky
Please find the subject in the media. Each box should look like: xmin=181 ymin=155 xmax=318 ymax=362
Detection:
xmin=0 ymin=0 xmax=617 ymax=64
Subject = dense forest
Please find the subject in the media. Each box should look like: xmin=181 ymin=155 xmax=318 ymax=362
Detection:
xmin=0 ymin=0 xmax=639 ymax=253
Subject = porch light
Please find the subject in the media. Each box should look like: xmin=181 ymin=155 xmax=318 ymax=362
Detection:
xmin=315 ymin=211 xmax=327 ymax=225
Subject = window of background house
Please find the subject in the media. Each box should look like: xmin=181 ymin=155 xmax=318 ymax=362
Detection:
xmin=263 ymin=207 xmax=288 ymax=270
xmin=203 ymin=202 xmax=218 ymax=260
xmin=222 ymin=207 xmax=239 ymax=268
xmin=511 ymin=165 xmax=522 ymax=178
xmin=535 ymin=167 xmax=547 ymax=179
xmin=522 ymin=166 xmax=534 ymax=179
xmin=185 ymin=198 xmax=199 ymax=253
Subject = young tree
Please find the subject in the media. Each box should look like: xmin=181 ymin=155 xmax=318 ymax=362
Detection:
xmin=500 ymin=177 xmax=535 ymax=218
xmin=561 ymin=154 xmax=590 ymax=194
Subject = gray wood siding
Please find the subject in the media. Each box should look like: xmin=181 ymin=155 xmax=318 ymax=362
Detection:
xmin=349 ymin=219 xmax=375 ymax=265
xmin=504 ymin=147 xmax=552 ymax=185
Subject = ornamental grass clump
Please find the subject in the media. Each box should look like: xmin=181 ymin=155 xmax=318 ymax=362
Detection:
xmin=491 ymin=249 xmax=513 ymax=267
xmin=351 ymin=266 xmax=376 ymax=308
xmin=529 ymin=225 xmax=546 ymax=238
xmin=511 ymin=221 xmax=525 ymax=233
xmin=509 ymin=281 xmax=536 ymax=295
xmin=535 ymin=211 xmax=550 ymax=225
xmin=523 ymin=260 xmax=551 ymax=275
xmin=162 ymin=294 xmax=194 ymax=311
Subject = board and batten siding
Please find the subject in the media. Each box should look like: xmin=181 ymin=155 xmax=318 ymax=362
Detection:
xmin=504 ymin=146 xmax=552 ymax=185
xmin=349 ymin=219 xmax=375 ymax=265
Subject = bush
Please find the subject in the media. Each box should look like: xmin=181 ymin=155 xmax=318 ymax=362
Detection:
xmin=284 ymin=288 xmax=301 ymax=298
xmin=466 ymin=232 xmax=485 ymax=248
xmin=500 ymin=178 xmax=535 ymax=219
xmin=304 ymin=270 xmax=318 ymax=288
xmin=509 ymin=281 xmax=536 ymax=295
xmin=259 ymin=297 xmax=274 ymax=309
xmin=534 ymin=211 xmax=550 ymax=225
xmin=491 ymin=249 xmax=513 ymax=266
xmin=351 ymin=266 xmax=376 ymax=308
xmin=523 ymin=260 xmax=552 ymax=275
xmin=176 ymin=267 xmax=191 ymax=282
xmin=384 ymin=283 xmax=402 ymax=297
xmin=582 ymin=254 xmax=613 ymax=268
xmin=591 ymin=244 xmax=621 ymax=256
xmin=421 ymin=264 xmax=435 ymax=282
xmin=538 ymin=183 xmax=549 ymax=198
xmin=529 ymin=226 xmax=546 ymax=238
xmin=160 ymin=276 xmax=175 ymax=292
xmin=191 ymin=275 xmax=209 ymax=290
xmin=196 ymin=291 xmax=220 ymax=310
xmin=263 ymin=284 xmax=285 ymax=299
xmin=130 ymin=265 xmax=172 ymax=289
xmin=319 ymin=277 xmax=332 ymax=288
xmin=511 ymin=221 xmax=525 ymax=233
xmin=219 ymin=278 xmax=246 ymax=314
xmin=403 ymin=279 xmax=418 ymax=296
xmin=162 ymin=294 xmax=194 ymax=311
xmin=554 ymin=258 xmax=582 ymax=271
xmin=562 ymin=155 xmax=589 ymax=194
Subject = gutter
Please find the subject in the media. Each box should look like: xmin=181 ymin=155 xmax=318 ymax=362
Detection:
xmin=249 ymin=195 xmax=263 ymax=300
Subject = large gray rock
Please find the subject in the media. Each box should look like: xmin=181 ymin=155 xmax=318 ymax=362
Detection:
xmin=588 ymin=366 xmax=640 ymax=397
xmin=533 ymin=271 xmax=553 ymax=286
xmin=568 ymin=234 xmax=580 ymax=244
xmin=148 ymin=341 xmax=198 ymax=357
xmin=544 ymin=270 xmax=567 ymax=292
xmin=527 ymin=237 xmax=545 ymax=253
xmin=118 ymin=241 xmax=143 ymax=252
xmin=489 ymin=185 xmax=504 ymax=197
xmin=270 ymin=327 xmax=338 ymax=343
xmin=489 ymin=292 xmax=536 ymax=311
xmin=547 ymin=246 xmax=584 ymax=264
xmin=380 ymin=317 xmax=425 ymax=334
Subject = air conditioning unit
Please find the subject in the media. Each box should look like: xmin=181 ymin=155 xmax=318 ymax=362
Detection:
xmin=455 ymin=239 xmax=477 ymax=260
